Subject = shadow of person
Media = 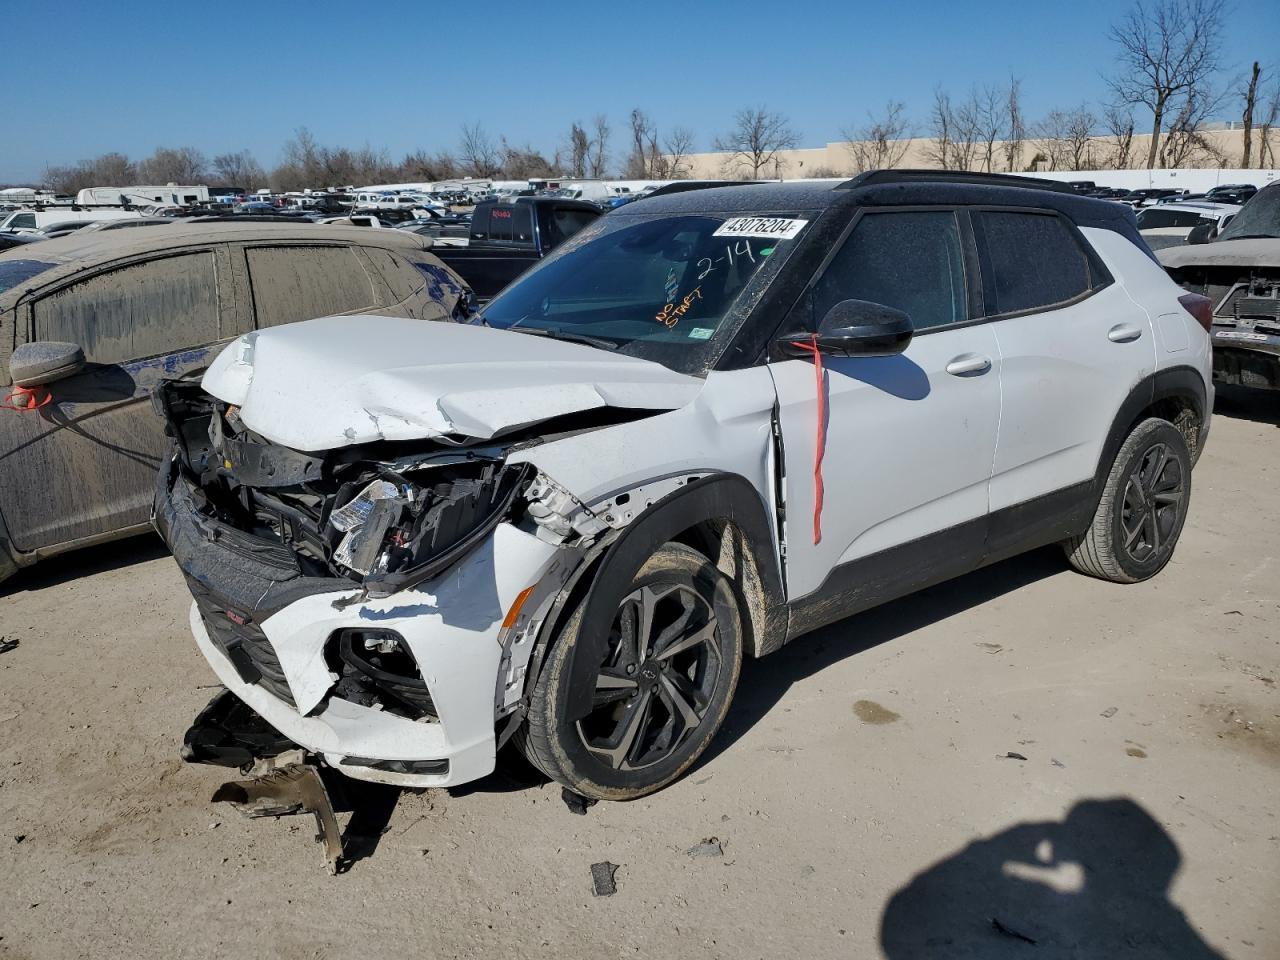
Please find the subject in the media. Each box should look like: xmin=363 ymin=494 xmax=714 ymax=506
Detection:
xmin=880 ymin=797 xmax=1225 ymax=959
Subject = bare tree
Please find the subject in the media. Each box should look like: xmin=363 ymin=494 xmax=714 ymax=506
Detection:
xmin=589 ymin=114 xmax=611 ymax=178
xmin=400 ymin=149 xmax=460 ymax=181
xmin=624 ymin=109 xmax=656 ymax=178
xmin=1107 ymin=0 xmax=1227 ymax=169
xmin=1104 ymin=106 xmax=1137 ymax=169
xmin=459 ymin=123 xmax=501 ymax=177
xmin=136 ymin=146 xmax=207 ymax=183
xmin=1259 ymin=81 xmax=1280 ymax=167
xmin=663 ymin=126 xmax=696 ymax=178
xmin=949 ymin=92 xmax=982 ymax=171
xmin=713 ymin=106 xmax=800 ymax=179
xmin=840 ymin=100 xmax=911 ymax=173
xmin=1034 ymin=110 xmax=1072 ymax=170
xmin=1003 ymin=77 xmax=1027 ymax=172
xmin=1161 ymin=85 xmax=1225 ymax=167
xmin=499 ymin=140 xmax=556 ymax=179
xmin=1241 ymin=62 xmax=1261 ymax=168
xmin=211 ymin=150 xmax=265 ymax=187
xmin=562 ymin=122 xmax=591 ymax=178
xmin=971 ymin=86 xmax=1004 ymax=172
xmin=44 ymin=151 xmax=137 ymax=194
xmin=925 ymin=88 xmax=955 ymax=168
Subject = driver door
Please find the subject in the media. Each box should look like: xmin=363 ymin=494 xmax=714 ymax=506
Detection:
xmin=768 ymin=209 xmax=1001 ymax=607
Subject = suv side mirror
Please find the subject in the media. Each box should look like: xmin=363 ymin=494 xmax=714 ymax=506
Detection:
xmin=9 ymin=341 xmax=86 ymax=388
xmin=776 ymin=299 xmax=913 ymax=359
xmin=1187 ymin=222 xmax=1216 ymax=245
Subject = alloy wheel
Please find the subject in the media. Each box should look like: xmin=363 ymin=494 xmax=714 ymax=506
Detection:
xmin=1121 ymin=441 xmax=1184 ymax=564
xmin=576 ymin=582 xmax=722 ymax=771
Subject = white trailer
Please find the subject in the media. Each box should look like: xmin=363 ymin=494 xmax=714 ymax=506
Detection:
xmin=75 ymin=184 xmax=210 ymax=207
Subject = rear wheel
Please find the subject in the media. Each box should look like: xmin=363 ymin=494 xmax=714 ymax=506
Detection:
xmin=518 ymin=542 xmax=743 ymax=800
xmin=1064 ymin=418 xmax=1192 ymax=583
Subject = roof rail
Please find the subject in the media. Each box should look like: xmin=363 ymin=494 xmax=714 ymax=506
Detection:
xmin=837 ymin=169 xmax=1076 ymax=195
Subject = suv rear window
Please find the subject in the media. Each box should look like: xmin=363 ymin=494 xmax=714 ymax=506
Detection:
xmin=975 ymin=211 xmax=1093 ymax=315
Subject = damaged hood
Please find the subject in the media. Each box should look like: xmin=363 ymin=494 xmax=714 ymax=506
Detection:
xmin=202 ymin=315 xmax=703 ymax=451
xmin=1158 ymin=238 xmax=1280 ymax=270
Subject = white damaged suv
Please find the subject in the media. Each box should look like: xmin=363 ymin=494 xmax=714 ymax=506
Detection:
xmin=156 ymin=172 xmax=1213 ymax=800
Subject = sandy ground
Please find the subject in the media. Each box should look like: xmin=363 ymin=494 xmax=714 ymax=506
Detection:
xmin=1 ymin=389 xmax=1277 ymax=960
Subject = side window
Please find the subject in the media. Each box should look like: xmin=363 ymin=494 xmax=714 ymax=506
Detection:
xmin=511 ymin=204 xmax=533 ymax=243
xmin=489 ymin=206 xmax=514 ymax=242
xmin=813 ymin=211 xmax=968 ymax=331
xmin=32 ymin=252 xmax=221 ymax=364
xmin=975 ymin=211 xmax=1092 ymax=315
xmin=470 ymin=206 xmax=491 ymax=240
xmin=548 ymin=207 xmax=596 ymax=246
xmin=9 ymin=213 xmax=36 ymax=230
xmin=246 ymin=245 xmax=376 ymax=327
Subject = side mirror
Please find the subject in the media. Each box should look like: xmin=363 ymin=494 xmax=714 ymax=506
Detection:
xmin=776 ymin=299 xmax=913 ymax=359
xmin=1187 ymin=222 xmax=1216 ymax=245
xmin=9 ymin=341 xmax=86 ymax=388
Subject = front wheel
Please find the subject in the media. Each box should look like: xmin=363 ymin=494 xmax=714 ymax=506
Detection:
xmin=518 ymin=542 xmax=743 ymax=800
xmin=1064 ymin=418 xmax=1192 ymax=583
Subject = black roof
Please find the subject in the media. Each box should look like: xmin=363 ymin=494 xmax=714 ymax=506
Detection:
xmin=618 ymin=180 xmax=841 ymax=215
xmin=611 ymin=168 xmax=1152 ymax=258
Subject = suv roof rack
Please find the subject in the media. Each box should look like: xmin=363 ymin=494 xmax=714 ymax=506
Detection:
xmin=837 ymin=169 xmax=1076 ymax=195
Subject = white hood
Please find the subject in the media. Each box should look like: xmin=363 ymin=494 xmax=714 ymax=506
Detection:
xmin=201 ymin=315 xmax=703 ymax=452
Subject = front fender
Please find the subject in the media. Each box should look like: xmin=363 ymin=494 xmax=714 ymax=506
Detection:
xmin=561 ymin=473 xmax=786 ymax=721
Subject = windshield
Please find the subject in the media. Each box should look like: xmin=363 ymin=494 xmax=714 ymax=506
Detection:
xmin=0 ymin=259 xmax=58 ymax=294
xmin=1215 ymin=182 xmax=1280 ymax=241
xmin=479 ymin=211 xmax=810 ymax=375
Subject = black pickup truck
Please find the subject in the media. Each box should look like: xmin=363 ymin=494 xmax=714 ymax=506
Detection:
xmin=432 ymin=196 xmax=600 ymax=301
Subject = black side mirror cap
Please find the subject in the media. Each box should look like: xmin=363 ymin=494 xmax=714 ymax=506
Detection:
xmin=9 ymin=341 xmax=86 ymax=388
xmin=775 ymin=299 xmax=913 ymax=359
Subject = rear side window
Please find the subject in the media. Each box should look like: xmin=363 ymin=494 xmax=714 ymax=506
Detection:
xmin=813 ymin=210 xmax=968 ymax=331
xmin=975 ymin=211 xmax=1093 ymax=315
xmin=547 ymin=207 xmax=596 ymax=247
xmin=246 ymin=245 xmax=376 ymax=327
xmin=511 ymin=204 xmax=533 ymax=243
xmin=470 ymin=206 xmax=491 ymax=239
xmin=32 ymin=252 xmax=221 ymax=364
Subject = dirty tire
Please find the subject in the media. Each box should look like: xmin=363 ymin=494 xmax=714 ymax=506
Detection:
xmin=518 ymin=542 xmax=743 ymax=801
xmin=1064 ymin=418 xmax=1192 ymax=583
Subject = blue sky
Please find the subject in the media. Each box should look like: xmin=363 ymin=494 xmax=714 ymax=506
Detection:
xmin=9 ymin=0 xmax=1279 ymax=183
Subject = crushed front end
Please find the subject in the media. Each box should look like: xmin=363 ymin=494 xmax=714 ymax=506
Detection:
xmin=1172 ymin=263 xmax=1280 ymax=389
xmin=153 ymin=379 xmax=575 ymax=787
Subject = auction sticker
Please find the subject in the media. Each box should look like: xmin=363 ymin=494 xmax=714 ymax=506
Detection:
xmin=713 ymin=217 xmax=808 ymax=240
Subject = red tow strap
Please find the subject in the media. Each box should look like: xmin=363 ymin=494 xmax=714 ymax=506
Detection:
xmin=1 ymin=385 xmax=51 ymax=412
xmin=789 ymin=336 xmax=826 ymax=545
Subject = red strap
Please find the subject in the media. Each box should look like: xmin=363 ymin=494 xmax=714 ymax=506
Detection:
xmin=1 ymin=385 xmax=51 ymax=412
xmin=789 ymin=336 xmax=826 ymax=545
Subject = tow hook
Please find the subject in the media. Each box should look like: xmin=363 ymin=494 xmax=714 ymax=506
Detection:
xmin=212 ymin=750 xmax=345 ymax=874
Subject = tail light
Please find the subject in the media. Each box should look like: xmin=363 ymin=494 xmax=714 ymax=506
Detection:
xmin=1178 ymin=293 xmax=1214 ymax=334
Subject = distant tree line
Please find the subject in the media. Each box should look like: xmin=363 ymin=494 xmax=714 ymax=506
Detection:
xmin=32 ymin=0 xmax=1280 ymax=194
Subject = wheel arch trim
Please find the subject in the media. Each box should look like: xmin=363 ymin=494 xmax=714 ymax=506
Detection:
xmin=558 ymin=472 xmax=786 ymax=721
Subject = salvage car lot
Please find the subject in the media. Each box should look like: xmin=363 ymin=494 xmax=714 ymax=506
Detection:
xmin=1 ymin=390 xmax=1276 ymax=960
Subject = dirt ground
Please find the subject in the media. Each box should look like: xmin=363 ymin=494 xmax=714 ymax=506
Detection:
xmin=2 ymin=388 xmax=1277 ymax=960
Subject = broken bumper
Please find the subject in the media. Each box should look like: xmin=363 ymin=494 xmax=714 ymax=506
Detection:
xmin=159 ymin=466 xmax=560 ymax=788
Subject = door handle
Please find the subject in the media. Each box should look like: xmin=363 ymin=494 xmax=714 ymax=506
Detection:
xmin=1108 ymin=324 xmax=1143 ymax=343
xmin=945 ymin=354 xmax=992 ymax=377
